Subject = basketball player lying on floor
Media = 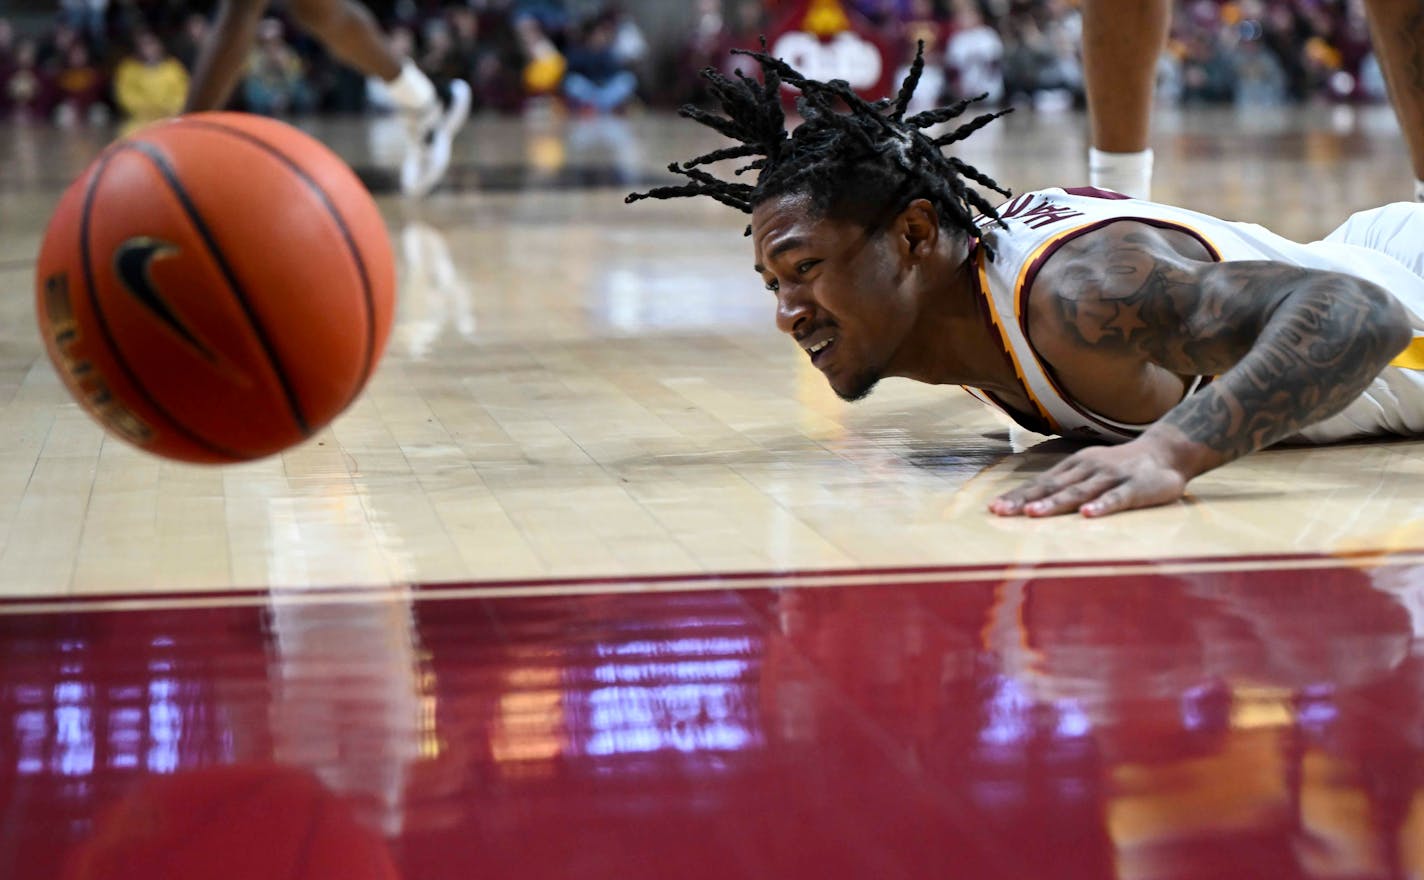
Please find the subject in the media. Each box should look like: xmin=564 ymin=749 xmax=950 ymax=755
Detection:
xmin=626 ymin=46 xmax=1423 ymax=519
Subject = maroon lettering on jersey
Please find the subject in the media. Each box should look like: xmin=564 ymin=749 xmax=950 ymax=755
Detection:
xmin=1021 ymin=202 xmax=1086 ymax=229
xmin=998 ymin=193 xmax=1035 ymax=219
xmin=997 ymin=193 xmax=1086 ymax=229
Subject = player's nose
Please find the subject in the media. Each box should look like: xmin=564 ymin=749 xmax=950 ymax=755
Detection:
xmin=774 ymin=288 xmax=813 ymax=336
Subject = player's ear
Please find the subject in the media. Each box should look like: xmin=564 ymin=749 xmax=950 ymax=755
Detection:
xmin=896 ymin=199 xmax=940 ymax=261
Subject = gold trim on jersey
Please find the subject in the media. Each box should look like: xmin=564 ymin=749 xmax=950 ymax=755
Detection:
xmin=1011 ymin=225 xmax=1089 ymax=325
xmin=975 ymin=248 xmax=1059 ymax=431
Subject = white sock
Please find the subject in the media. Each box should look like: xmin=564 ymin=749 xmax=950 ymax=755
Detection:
xmin=1089 ymin=147 xmax=1154 ymax=200
xmin=386 ymin=59 xmax=436 ymax=112
xmin=1414 ymin=178 xmax=1424 ymax=202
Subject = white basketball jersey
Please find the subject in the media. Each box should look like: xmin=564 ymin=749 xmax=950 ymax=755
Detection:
xmin=965 ymin=187 xmax=1424 ymax=444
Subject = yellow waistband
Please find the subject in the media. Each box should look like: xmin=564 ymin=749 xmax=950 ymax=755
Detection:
xmin=1391 ymin=336 xmax=1424 ymax=370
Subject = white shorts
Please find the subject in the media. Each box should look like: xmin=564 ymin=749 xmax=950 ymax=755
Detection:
xmin=1325 ymin=201 xmax=1424 ymax=292
xmin=1292 ymin=203 xmax=1424 ymax=443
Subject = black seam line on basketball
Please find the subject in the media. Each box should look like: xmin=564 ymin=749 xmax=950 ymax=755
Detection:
xmin=177 ymin=119 xmax=378 ymax=397
xmin=125 ymin=140 xmax=313 ymax=436
xmin=78 ymin=150 xmax=246 ymax=461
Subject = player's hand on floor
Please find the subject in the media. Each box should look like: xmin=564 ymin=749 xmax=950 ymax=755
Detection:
xmin=987 ymin=440 xmax=1189 ymax=518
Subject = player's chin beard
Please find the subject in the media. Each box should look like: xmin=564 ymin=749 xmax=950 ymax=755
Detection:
xmin=832 ymin=367 xmax=881 ymax=403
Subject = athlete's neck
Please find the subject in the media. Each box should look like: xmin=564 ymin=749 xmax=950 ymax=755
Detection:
xmin=887 ymin=236 xmax=1023 ymax=394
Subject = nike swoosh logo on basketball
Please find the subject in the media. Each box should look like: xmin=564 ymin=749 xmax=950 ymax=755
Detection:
xmin=114 ymin=237 xmax=218 ymax=362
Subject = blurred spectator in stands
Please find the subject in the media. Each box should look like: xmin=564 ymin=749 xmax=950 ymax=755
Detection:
xmin=365 ymin=24 xmax=415 ymax=113
xmin=114 ymin=30 xmax=186 ymax=122
xmin=904 ymin=0 xmax=949 ymax=46
xmin=173 ymin=12 xmax=211 ymax=72
xmin=1294 ymin=1 xmax=1342 ymax=95
xmin=945 ymin=0 xmax=1003 ymax=104
xmin=1358 ymin=50 xmax=1387 ymax=103
xmin=691 ymin=0 xmax=722 ymax=39
xmin=1155 ymin=37 xmax=1183 ymax=104
xmin=515 ymin=0 xmax=569 ymax=37
xmin=1229 ymin=27 xmax=1285 ymax=107
xmin=420 ymin=18 xmax=464 ymax=92
xmin=242 ymin=18 xmax=315 ymax=116
xmin=1035 ymin=0 xmax=1083 ymax=109
xmin=1 ymin=38 xmax=51 ymax=121
xmin=853 ymin=0 xmax=911 ymax=29
xmin=451 ymin=4 xmax=525 ymax=113
xmin=1002 ymin=3 xmax=1082 ymax=109
xmin=1179 ymin=26 xmax=1235 ymax=104
xmin=449 ymin=6 xmax=483 ymax=83
xmin=516 ymin=15 xmax=565 ymax=99
xmin=672 ymin=0 xmax=724 ymax=104
xmin=717 ymin=0 xmax=768 ymax=78
xmin=1322 ymin=0 xmax=1373 ymax=102
xmin=52 ymin=41 xmax=109 ymax=126
xmin=562 ymin=13 xmax=637 ymax=115
xmin=1259 ymin=1 xmax=1310 ymax=101
xmin=1301 ymin=32 xmax=1344 ymax=99
xmin=38 ymin=22 xmax=82 ymax=74
xmin=608 ymin=4 xmax=649 ymax=82
xmin=0 ymin=0 xmax=1387 ymax=125
xmin=0 ymin=18 xmax=15 ymax=70
xmin=60 ymin=0 xmax=108 ymax=51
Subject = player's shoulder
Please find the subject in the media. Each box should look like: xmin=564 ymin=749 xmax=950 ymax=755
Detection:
xmin=1024 ymin=221 xmax=1201 ymax=354
xmin=1039 ymin=218 xmax=1182 ymax=281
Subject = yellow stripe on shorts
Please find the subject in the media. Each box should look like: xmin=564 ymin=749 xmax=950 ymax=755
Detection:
xmin=1391 ymin=336 xmax=1424 ymax=370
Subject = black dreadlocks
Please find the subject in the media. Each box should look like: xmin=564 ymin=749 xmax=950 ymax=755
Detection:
xmin=625 ymin=42 xmax=1012 ymax=244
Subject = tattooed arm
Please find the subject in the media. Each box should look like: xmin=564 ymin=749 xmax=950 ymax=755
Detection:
xmin=989 ymin=221 xmax=1412 ymax=517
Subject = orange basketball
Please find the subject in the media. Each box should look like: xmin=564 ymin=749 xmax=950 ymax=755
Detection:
xmin=34 ymin=113 xmax=396 ymax=463
xmin=63 ymin=764 xmax=401 ymax=880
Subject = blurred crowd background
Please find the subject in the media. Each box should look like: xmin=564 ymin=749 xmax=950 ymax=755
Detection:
xmin=0 ymin=0 xmax=1390 ymax=128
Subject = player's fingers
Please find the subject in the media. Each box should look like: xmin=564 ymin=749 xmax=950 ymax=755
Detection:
xmin=989 ymin=459 xmax=1094 ymax=515
xmin=989 ymin=476 xmax=1068 ymax=515
xmin=1022 ymin=471 xmax=1124 ymax=518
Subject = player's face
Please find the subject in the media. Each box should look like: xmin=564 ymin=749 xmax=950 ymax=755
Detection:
xmin=751 ymin=192 xmax=920 ymax=401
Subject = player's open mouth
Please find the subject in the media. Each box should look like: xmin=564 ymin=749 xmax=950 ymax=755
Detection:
xmin=806 ymin=337 xmax=836 ymax=364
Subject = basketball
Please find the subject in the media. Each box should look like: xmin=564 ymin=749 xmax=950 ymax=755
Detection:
xmin=34 ymin=112 xmax=396 ymax=463
xmin=62 ymin=764 xmax=400 ymax=880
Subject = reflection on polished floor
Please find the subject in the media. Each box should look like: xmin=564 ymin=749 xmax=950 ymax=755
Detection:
xmin=7 ymin=559 xmax=1424 ymax=879
xmin=1 ymin=105 xmax=1423 ymax=878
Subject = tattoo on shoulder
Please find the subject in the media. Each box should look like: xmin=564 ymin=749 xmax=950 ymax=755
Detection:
xmin=1047 ymin=230 xmax=1292 ymax=376
xmin=1042 ymin=226 xmax=1409 ymax=459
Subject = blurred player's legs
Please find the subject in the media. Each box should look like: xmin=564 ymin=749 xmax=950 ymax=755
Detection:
xmin=1362 ymin=0 xmax=1424 ymax=200
xmin=1083 ymin=0 xmax=1424 ymax=202
xmin=183 ymin=0 xmax=470 ymax=197
xmin=1081 ymin=0 xmax=1170 ymax=199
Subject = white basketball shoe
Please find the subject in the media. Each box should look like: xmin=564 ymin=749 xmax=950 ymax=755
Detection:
xmin=401 ymin=79 xmax=472 ymax=198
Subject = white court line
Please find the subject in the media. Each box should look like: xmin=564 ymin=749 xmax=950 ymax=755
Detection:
xmin=2 ymin=551 xmax=1422 ymax=617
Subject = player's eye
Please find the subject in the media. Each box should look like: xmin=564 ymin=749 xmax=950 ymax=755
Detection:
xmin=765 ymin=278 xmax=780 ymax=292
xmin=796 ymin=259 xmax=820 ymax=275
